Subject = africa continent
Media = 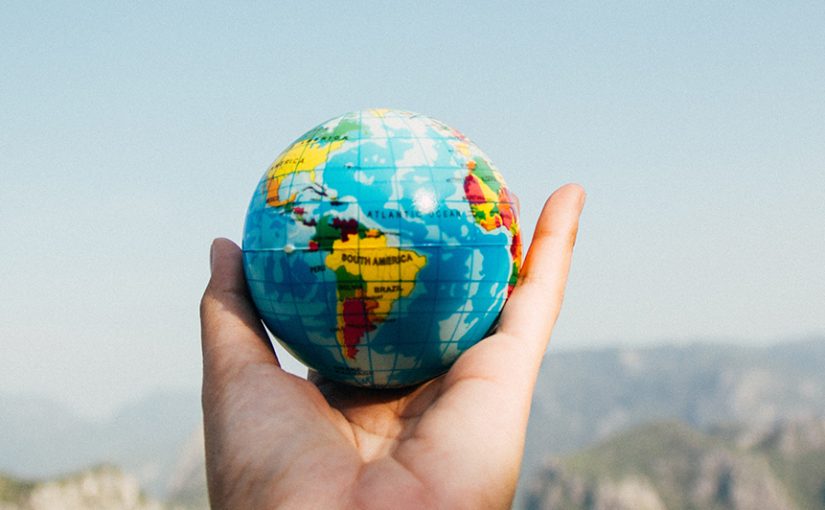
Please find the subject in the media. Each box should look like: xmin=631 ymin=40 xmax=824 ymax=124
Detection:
xmin=463 ymin=156 xmax=523 ymax=293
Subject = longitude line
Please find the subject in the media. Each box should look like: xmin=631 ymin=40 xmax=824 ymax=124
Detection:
xmin=377 ymin=111 xmax=403 ymax=384
xmin=356 ymin=110 xmax=376 ymax=386
xmin=404 ymin=115 xmax=444 ymax=374
xmin=283 ymin=126 xmax=323 ymax=207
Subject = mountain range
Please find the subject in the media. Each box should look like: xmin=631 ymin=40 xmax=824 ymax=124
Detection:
xmin=519 ymin=338 xmax=825 ymax=498
xmin=2 ymin=338 xmax=823 ymax=509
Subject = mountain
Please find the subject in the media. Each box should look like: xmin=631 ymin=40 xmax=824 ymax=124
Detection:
xmin=0 ymin=394 xmax=100 ymax=480
xmin=97 ymin=390 xmax=202 ymax=496
xmin=2 ymin=339 xmax=823 ymax=508
xmin=0 ymin=390 xmax=201 ymax=499
xmin=0 ymin=465 xmax=163 ymax=510
xmin=518 ymin=338 xmax=825 ymax=503
xmin=523 ymin=417 xmax=825 ymax=510
xmin=164 ymin=426 xmax=208 ymax=510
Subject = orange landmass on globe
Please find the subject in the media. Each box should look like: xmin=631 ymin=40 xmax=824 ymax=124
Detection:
xmin=264 ymin=137 xmax=345 ymax=207
xmin=463 ymin=157 xmax=522 ymax=294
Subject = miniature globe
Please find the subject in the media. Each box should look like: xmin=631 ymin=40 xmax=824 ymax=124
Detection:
xmin=242 ymin=109 xmax=521 ymax=387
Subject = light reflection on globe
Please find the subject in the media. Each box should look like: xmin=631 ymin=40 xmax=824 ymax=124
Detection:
xmin=242 ymin=109 xmax=521 ymax=387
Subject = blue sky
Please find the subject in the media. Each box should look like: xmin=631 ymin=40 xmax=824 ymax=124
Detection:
xmin=1 ymin=1 xmax=823 ymax=419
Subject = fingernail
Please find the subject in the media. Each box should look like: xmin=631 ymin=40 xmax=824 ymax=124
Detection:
xmin=209 ymin=240 xmax=216 ymax=274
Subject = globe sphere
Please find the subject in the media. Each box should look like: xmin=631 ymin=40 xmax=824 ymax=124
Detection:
xmin=242 ymin=109 xmax=521 ymax=387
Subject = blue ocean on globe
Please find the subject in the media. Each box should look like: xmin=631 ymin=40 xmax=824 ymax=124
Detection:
xmin=242 ymin=109 xmax=522 ymax=387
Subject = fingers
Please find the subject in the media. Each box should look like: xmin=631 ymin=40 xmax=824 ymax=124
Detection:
xmin=200 ymin=238 xmax=279 ymax=384
xmin=432 ymin=185 xmax=584 ymax=479
xmin=446 ymin=184 xmax=584 ymax=394
xmin=498 ymin=183 xmax=585 ymax=363
xmin=448 ymin=184 xmax=585 ymax=394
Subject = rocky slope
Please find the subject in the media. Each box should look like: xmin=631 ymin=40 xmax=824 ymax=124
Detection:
xmin=524 ymin=418 xmax=825 ymax=510
xmin=0 ymin=465 xmax=163 ymax=510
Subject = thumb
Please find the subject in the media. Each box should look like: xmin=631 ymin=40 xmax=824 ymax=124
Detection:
xmin=200 ymin=238 xmax=278 ymax=384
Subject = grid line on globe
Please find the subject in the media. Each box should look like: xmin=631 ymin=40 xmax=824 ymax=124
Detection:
xmin=243 ymin=109 xmax=522 ymax=387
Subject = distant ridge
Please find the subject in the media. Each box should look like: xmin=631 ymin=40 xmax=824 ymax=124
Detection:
xmin=2 ymin=338 xmax=823 ymax=508
xmin=0 ymin=389 xmax=200 ymax=499
xmin=517 ymin=337 xmax=825 ymax=505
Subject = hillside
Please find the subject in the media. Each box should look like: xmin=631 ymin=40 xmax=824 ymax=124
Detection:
xmin=519 ymin=338 xmax=825 ymax=498
xmin=524 ymin=418 xmax=825 ymax=510
xmin=0 ymin=465 xmax=163 ymax=510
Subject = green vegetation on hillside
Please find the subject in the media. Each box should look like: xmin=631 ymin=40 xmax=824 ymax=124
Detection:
xmin=754 ymin=422 xmax=825 ymax=510
xmin=526 ymin=418 xmax=825 ymax=510
xmin=0 ymin=474 xmax=35 ymax=503
xmin=561 ymin=421 xmax=728 ymax=510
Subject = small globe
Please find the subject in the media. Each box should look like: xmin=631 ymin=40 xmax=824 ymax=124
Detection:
xmin=242 ymin=109 xmax=521 ymax=387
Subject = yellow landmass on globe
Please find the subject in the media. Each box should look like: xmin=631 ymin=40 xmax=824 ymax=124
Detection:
xmin=453 ymin=141 xmax=472 ymax=158
xmin=325 ymin=234 xmax=427 ymax=359
xmin=369 ymin=108 xmax=390 ymax=117
xmin=265 ymin=138 xmax=345 ymax=207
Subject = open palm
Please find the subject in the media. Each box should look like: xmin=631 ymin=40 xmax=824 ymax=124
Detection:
xmin=200 ymin=184 xmax=585 ymax=509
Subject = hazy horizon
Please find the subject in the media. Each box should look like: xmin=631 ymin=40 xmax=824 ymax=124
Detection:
xmin=2 ymin=1 xmax=823 ymax=419
xmin=3 ymin=334 xmax=822 ymax=422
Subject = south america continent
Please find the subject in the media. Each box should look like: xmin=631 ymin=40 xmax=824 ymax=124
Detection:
xmin=323 ymin=224 xmax=427 ymax=360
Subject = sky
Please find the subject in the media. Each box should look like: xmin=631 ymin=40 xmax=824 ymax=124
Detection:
xmin=1 ymin=1 xmax=823 ymax=420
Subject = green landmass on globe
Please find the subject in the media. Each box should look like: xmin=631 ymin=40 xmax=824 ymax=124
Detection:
xmin=242 ymin=109 xmax=522 ymax=387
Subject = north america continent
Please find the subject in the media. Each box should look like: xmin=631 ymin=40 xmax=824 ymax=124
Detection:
xmin=264 ymin=117 xmax=360 ymax=209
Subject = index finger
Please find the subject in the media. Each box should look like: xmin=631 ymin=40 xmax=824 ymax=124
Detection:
xmin=447 ymin=184 xmax=585 ymax=391
xmin=498 ymin=183 xmax=585 ymax=359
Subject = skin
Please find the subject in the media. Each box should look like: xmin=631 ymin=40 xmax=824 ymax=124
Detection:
xmin=200 ymin=184 xmax=586 ymax=509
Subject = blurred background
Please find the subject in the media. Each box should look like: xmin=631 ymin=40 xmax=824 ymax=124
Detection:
xmin=1 ymin=1 xmax=823 ymax=509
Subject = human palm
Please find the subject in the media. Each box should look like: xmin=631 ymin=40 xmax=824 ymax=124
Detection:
xmin=200 ymin=184 xmax=585 ymax=509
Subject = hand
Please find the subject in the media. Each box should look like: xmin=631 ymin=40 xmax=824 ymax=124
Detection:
xmin=200 ymin=184 xmax=585 ymax=509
